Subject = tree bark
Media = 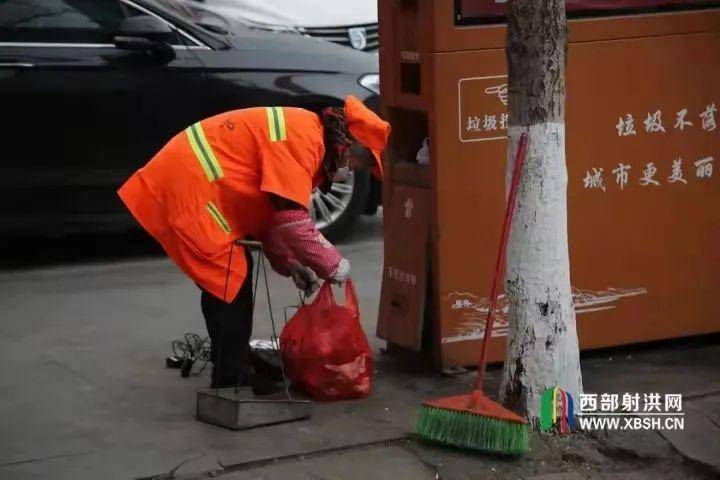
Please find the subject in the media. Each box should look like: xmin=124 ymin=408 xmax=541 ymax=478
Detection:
xmin=499 ymin=0 xmax=583 ymax=425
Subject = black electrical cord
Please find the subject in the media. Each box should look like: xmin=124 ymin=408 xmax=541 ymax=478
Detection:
xmin=168 ymin=333 xmax=211 ymax=377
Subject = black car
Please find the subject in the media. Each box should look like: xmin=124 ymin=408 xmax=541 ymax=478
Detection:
xmin=0 ymin=0 xmax=381 ymax=239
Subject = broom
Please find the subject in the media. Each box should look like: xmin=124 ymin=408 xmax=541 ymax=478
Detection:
xmin=417 ymin=132 xmax=530 ymax=455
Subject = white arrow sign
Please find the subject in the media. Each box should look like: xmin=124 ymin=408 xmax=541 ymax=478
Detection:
xmin=404 ymin=198 xmax=414 ymax=219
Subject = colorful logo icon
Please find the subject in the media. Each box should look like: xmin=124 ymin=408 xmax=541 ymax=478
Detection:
xmin=540 ymin=386 xmax=575 ymax=433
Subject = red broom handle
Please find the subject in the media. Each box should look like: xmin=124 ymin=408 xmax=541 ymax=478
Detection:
xmin=475 ymin=132 xmax=528 ymax=391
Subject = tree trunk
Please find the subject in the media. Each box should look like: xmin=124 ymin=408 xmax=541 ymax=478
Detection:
xmin=499 ymin=0 xmax=583 ymax=425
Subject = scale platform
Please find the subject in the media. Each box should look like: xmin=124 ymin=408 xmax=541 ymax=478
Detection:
xmin=197 ymin=387 xmax=312 ymax=430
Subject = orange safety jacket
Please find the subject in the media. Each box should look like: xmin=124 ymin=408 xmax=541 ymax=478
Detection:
xmin=118 ymin=107 xmax=325 ymax=302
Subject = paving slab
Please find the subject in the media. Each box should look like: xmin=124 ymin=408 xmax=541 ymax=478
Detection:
xmin=527 ymin=473 xmax=584 ymax=480
xmin=589 ymin=471 xmax=657 ymax=480
xmin=686 ymin=394 xmax=720 ymax=427
xmin=219 ymin=446 xmax=436 ymax=480
xmin=0 ymin=449 xmax=217 ymax=480
xmin=660 ymin=398 xmax=720 ymax=474
xmin=590 ymin=430 xmax=675 ymax=462
xmin=0 ymin=223 xmax=396 ymax=479
xmin=580 ymin=348 xmax=720 ymax=398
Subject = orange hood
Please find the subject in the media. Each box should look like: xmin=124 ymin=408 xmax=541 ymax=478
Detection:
xmin=344 ymin=95 xmax=391 ymax=179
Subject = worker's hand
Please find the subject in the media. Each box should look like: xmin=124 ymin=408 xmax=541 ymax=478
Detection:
xmin=329 ymin=258 xmax=350 ymax=284
xmin=289 ymin=264 xmax=320 ymax=296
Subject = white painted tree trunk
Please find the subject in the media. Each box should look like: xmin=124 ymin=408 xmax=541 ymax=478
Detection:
xmin=499 ymin=0 xmax=583 ymax=424
xmin=500 ymin=124 xmax=583 ymax=422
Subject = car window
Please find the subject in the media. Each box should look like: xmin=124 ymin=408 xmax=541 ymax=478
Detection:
xmin=154 ymin=0 xmax=231 ymax=35
xmin=0 ymin=0 xmax=129 ymax=43
xmin=0 ymin=0 xmax=187 ymax=45
xmin=120 ymin=2 xmax=187 ymax=46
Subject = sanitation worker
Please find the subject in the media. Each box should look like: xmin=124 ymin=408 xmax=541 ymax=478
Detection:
xmin=118 ymin=96 xmax=390 ymax=390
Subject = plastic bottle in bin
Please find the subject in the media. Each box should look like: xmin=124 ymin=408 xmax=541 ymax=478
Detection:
xmin=416 ymin=137 xmax=430 ymax=165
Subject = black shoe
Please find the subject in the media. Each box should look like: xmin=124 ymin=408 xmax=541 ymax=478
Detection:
xmin=210 ymin=368 xmax=249 ymax=389
xmin=247 ymin=372 xmax=283 ymax=396
xmin=210 ymin=378 xmax=238 ymax=389
xmin=247 ymin=348 xmax=284 ymax=382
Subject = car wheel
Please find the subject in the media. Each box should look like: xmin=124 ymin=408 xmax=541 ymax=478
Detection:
xmin=311 ymin=169 xmax=370 ymax=240
xmin=363 ymin=176 xmax=381 ymax=215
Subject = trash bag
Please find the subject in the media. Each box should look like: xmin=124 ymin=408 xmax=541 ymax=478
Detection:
xmin=280 ymin=280 xmax=372 ymax=401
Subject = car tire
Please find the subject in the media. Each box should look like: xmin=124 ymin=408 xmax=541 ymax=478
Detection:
xmin=312 ymin=170 xmax=370 ymax=241
xmin=363 ymin=177 xmax=381 ymax=215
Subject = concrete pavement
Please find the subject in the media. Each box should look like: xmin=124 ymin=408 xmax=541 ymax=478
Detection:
xmin=0 ymin=216 xmax=396 ymax=479
xmin=0 ymin=214 xmax=719 ymax=479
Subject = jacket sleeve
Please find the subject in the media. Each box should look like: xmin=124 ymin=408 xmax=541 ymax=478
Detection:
xmin=261 ymin=226 xmax=299 ymax=277
xmin=261 ymin=210 xmax=346 ymax=281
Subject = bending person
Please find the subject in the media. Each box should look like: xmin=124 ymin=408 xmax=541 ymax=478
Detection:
xmin=118 ymin=96 xmax=390 ymax=389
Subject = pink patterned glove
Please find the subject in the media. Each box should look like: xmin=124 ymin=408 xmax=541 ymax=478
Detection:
xmin=261 ymin=209 xmax=347 ymax=281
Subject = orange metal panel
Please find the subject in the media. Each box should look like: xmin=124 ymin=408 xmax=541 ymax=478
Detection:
xmin=377 ymin=185 xmax=431 ymax=350
xmin=433 ymin=30 xmax=720 ymax=367
xmin=429 ymin=1 xmax=720 ymax=53
xmin=379 ymin=2 xmax=720 ymax=368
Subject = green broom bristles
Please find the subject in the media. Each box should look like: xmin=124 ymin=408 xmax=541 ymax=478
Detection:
xmin=417 ymin=404 xmax=530 ymax=455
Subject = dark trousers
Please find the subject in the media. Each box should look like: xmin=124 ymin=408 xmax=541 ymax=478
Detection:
xmin=200 ymin=247 xmax=254 ymax=388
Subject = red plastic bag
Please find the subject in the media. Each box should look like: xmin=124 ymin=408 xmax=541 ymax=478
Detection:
xmin=280 ymin=280 xmax=372 ymax=400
